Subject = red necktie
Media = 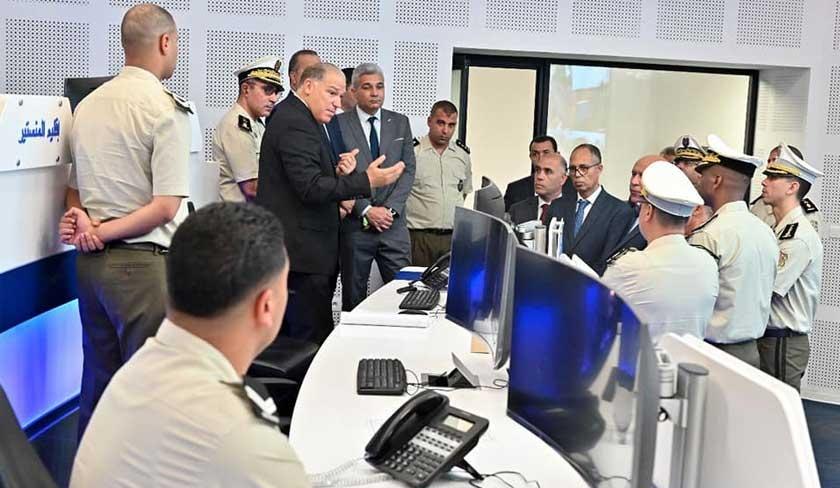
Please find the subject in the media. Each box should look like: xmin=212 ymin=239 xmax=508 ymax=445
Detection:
xmin=540 ymin=203 xmax=549 ymax=224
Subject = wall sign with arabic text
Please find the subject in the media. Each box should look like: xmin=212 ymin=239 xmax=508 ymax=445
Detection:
xmin=0 ymin=95 xmax=72 ymax=172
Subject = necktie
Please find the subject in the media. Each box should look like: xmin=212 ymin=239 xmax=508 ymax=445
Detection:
xmin=368 ymin=116 xmax=379 ymax=159
xmin=540 ymin=203 xmax=549 ymax=224
xmin=573 ymin=199 xmax=590 ymax=236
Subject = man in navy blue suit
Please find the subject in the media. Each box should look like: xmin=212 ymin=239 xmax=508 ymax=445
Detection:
xmin=546 ymin=143 xmax=634 ymax=275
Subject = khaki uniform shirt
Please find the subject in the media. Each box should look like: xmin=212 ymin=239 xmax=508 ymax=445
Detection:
xmin=70 ymin=319 xmax=311 ymax=488
xmin=751 ymin=197 xmax=821 ymax=235
xmin=602 ymin=234 xmax=719 ymax=341
xmin=768 ymin=206 xmax=823 ymax=334
xmin=688 ymin=201 xmax=778 ymax=343
xmin=406 ymin=135 xmax=472 ymax=230
xmin=69 ymin=66 xmax=191 ymax=248
xmin=214 ymin=102 xmax=263 ymax=202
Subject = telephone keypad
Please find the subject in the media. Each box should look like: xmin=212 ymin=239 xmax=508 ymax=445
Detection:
xmin=384 ymin=425 xmax=467 ymax=483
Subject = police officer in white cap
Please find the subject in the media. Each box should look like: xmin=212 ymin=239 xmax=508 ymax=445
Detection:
xmin=688 ymin=135 xmax=778 ymax=367
xmin=756 ymin=144 xmax=823 ymax=391
xmin=603 ymin=161 xmax=718 ymax=341
xmin=214 ymin=56 xmax=284 ymax=202
xmin=750 ymin=144 xmax=822 ymax=234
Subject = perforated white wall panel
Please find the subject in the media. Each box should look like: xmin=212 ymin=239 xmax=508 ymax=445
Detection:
xmin=656 ymin=0 xmax=724 ymax=44
xmin=207 ymin=0 xmax=285 ymax=17
xmin=204 ymin=30 xmax=285 ymax=109
xmin=396 ymin=0 xmax=469 ymax=27
xmin=806 ymin=319 xmax=840 ymax=391
xmin=304 ymin=0 xmax=379 ymax=22
xmin=203 ymin=127 xmax=215 ymax=162
xmin=834 ymin=1 xmax=840 ymax=51
xmin=392 ymin=41 xmax=438 ymax=117
xmin=4 ymin=19 xmax=89 ymax=96
xmin=109 ymin=0 xmax=190 ymax=10
xmin=107 ymin=25 xmax=191 ymax=97
xmin=571 ymin=0 xmax=642 ymax=38
xmin=486 ymin=0 xmax=557 ymax=33
xmin=736 ymin=0 xmax=804 ymax=48
xmin=828 ymin=66 xmax=840 ymax=136
xmin=302 ymin=36 xmax=379 ymax=72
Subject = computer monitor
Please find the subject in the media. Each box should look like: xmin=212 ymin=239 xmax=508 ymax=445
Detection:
xmin=64 ymin=76 xmax=113 ymax=112
xmin=445 ymin=207 xmax=516 ymax=370
xmin=473 ymin=176 xmax=505 ymax=220
xmin=507 ymin=247 xmax=659 ymax=488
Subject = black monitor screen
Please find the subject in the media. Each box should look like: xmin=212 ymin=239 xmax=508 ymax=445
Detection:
xmin=507 ymin=247 xmax=659 ymax=487
xmin=64 ymin=76 xmax=113 ymax=112
xmin=445 ymin=207 xmax=515 ymax=369
xmin=473 ymin=176 xmax=505 ymax=220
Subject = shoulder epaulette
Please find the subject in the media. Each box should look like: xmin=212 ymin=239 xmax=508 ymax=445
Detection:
xmin=750 ymin=195 xmax=763 ymax=206
xmin=238 ymin=377 xmax=280 ymax=427
xmin=779 ymin=222 xmax=798 ymax=240
xmin=606 ymin=247 xmax=637 ymax=267
xmin=238 ymin=115 xmax=252 ymax=133
xmin=690 ymin=244 xmax=719 ymax=262
xmin=413 ymin=137 xmax=420 ymax=147
xmin=688 ymin=213 xmax=718 ymax=235
xmin=163 ymin=88 xmax=193 ymax=113
xmin=801 ymin=198 xmax=819 ymax=214
xmin=455 ymin=139 xmax=470 ymax=154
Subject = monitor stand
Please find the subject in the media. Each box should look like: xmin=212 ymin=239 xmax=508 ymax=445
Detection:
xmin=424 ymin=353 xmax=481 ymax=388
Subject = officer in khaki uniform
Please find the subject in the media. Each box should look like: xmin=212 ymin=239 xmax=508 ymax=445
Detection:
xmin=602 ymin=161 xmax=718 ymax=342
xmin=750 ymin=144 xmax=821 ymax=234
xmin=214 ymin=56 xmax=284 ymax=202
xmin=756 ymin=144 xmax=824 ymax=391
xmin=688 ymin=135 xmax=778 ymax=367
xmin=60 ymin=4 xmax=191 ymax=438
xmin=406 ymin=100 xmax=472 ymax=266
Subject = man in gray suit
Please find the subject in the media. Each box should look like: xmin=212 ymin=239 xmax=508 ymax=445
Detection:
xmin=337 ymin=63 xmax=416 ymax=310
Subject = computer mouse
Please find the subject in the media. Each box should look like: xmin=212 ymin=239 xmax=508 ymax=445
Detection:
xmin=398 ymin=309 xmax=428 ymax=315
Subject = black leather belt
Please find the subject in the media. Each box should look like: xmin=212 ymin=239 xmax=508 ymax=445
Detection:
xmin=412 ymin=229 xmax=452 ymax=235
xmin=763 ymin=328 xmax=807 ymax=338
xmin=705 ymin=338 xmax=757 ymax=347
xmin=107 ymin=241 xmax=168 ymax=254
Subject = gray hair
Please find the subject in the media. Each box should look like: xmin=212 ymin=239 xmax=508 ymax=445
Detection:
xmin=351 ymin=62 xmax=385 ymax=88
xmin=299 ymin=62 xmax=342 ymax=85
xmin=121 ymin=3 xmax=176 ymax=52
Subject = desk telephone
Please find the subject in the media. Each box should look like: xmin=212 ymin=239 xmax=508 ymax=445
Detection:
xmin=366 ymin=390 xmax=488 ymax=487
xmin=419 ymin=252 xmax=450 ymax=290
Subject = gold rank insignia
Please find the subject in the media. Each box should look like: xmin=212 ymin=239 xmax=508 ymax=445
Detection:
xmin=779 ymin=250 xmax=788 ymax=269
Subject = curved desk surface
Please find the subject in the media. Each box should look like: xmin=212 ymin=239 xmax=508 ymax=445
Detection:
xmin=290 ymin=279 xmax=589 ymax=487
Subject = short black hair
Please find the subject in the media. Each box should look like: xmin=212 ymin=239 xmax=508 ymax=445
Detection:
xmin=651 ymin=206 xmax=689 ymax=227
xmin=796 ymin=179 xmax=811 ymax=199
xmin=289 ymin=49 xmax=318 ymax=76
xmin=342 ymin=67 xmax=354 ymax=87
xmin=166 ymin=202 xmax=287 ymax=318
xmin=572 ymin=143 xmax=602 ymax=165
xmin=530 ymin=135 xmax=558 ymax=152
xmin=430 ymin=100 xmax=458 ymax=116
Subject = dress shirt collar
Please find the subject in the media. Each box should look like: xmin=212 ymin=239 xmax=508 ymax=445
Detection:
xmin=774 ymin=205 xmax=804 ymax=233
xmin=356 ymin=105 xmax=382 ymax=125
xmin=538 ymin=195 xmax=556 ymax=207
xmin=577 ymin=185 xmax=602 ymax=205
xmin=155 ymin=318 xmax=241 ymax=383
xmin=715 ymin=200 xmax=748 ymax=216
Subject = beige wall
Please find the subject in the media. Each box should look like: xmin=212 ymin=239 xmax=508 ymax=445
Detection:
xmin=465 ymin=67 xmax=536 ymax=198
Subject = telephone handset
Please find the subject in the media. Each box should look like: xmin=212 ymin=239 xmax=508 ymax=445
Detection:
xmin=420 ymin=252 xmax=450 ymax=290
xmin=365 ymin=390 xmax=489 ymax=487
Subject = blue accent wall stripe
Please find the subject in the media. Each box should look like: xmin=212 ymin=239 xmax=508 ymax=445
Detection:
xmin=0 ymin=250 xmax=77 ymax=335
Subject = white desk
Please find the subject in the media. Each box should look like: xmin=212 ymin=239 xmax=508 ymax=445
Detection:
xmin=289 ymin=280 xmax=589 ymax=487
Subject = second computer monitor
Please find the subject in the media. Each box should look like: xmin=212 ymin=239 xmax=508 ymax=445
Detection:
xmin=473 ymin=176 xmax=505 ymax=220
xmin=445 ymin=207 xmax=516 ymax=369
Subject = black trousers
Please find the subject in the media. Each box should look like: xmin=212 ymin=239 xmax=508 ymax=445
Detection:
xmin=279 ymin=271 xmax=338 ymax=345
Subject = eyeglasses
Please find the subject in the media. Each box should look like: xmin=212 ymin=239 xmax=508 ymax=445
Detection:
xmin=568 ymin=162 xmax=601 ymax=176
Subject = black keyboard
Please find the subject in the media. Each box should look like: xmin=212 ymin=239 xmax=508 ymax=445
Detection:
xmin=422 ymin=272 xmax=448 ymax=290
xmin=399 ymin=288 xmax=440 ymax=311
xmin=357 ymin=358 xmax=407 ymax=395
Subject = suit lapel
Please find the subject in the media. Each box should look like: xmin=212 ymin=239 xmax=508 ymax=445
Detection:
xmin=379 ymin=110 xmax=394 ymax=158
xmin=348 ymin=110 xmax=373 ymax=163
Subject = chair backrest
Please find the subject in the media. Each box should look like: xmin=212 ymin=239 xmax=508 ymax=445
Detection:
xmin=0 ymin=385 xmax=56 ymax=488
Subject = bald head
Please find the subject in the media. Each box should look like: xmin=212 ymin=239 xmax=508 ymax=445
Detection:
xmin=121 ymin=4 xmax=176 ymax=53
xmin=629 ymin=155 xmax=660 ymax=205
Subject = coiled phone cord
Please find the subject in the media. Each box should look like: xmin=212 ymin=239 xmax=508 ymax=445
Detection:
xmin=309 ymin=457 xmax=392 ymax=487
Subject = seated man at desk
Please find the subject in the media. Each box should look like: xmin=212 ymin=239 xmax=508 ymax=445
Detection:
xmin=71 ymin=203 xmax=311 ymax=487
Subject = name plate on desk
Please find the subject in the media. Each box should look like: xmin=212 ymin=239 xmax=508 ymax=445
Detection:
xmin=0 ymin=95 xmax=72 ymax=172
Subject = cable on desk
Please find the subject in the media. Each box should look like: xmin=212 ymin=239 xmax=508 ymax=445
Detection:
xmin=465 ymin=470 xmax=541 ymax=488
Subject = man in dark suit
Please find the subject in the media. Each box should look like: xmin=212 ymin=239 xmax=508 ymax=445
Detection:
xmin=546 ymin=143 xmax=634 ymax=275
xmin=504 ymin=135 xmax=575 ymax=212
xmin=604 ymin=154 xmax=660 ymax=260
xmin=509 ymin=152 xmax=569 ymax=225
xmin=257 ymin=63 xmax=404 ymax=344
xmin=336 ymin=63 xmax=416 ymax=311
